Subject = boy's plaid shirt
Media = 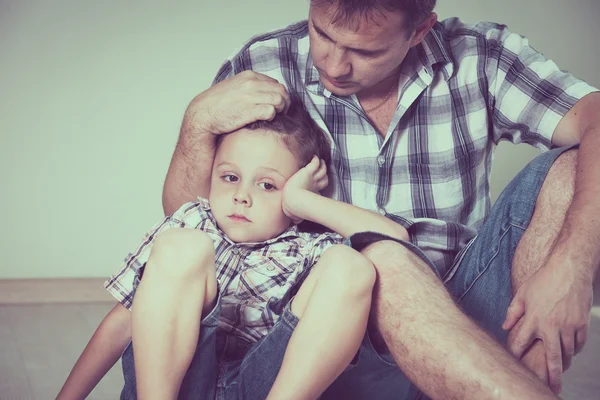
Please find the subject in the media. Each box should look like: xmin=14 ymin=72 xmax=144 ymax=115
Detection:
xmin=212 ymin=18 xmax=597 ymax=276
xmin=105 ymin=198 xmax=342 ymax=343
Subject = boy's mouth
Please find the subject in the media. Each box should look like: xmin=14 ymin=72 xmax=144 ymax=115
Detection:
xmin=228 ymin=214 xmax=251 ymax=223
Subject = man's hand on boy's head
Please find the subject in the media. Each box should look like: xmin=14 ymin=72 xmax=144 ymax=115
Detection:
xmin=184 ymin=71 xmax=291 ymax=137
xmin=282 ymin=156 xmax=329 ymax=224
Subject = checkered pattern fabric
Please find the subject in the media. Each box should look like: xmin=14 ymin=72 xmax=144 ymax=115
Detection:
xmin=212 ymin=18 xmax=597 ymax=274
xmin=105 ymin=198 xmax=342 ymax=343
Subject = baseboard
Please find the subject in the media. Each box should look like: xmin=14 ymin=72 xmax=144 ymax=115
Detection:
xmin=0 ymin=278 xmax=113 ymax=304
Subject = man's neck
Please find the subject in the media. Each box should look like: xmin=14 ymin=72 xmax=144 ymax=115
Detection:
xmin=357 ymin=67 xmax=402 ymax=102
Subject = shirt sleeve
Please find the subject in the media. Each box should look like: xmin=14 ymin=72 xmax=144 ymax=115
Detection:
xmin=103 ymin=201 xmax=209 ymax=310
xmin=485 ymin=24 xmax=598 ymax=149
xmin=211 ymin=33 xmax=292 ymax=87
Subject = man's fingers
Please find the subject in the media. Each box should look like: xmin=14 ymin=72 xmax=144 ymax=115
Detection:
xmin=561 ymin=329 xmax=577 ymax=371
xmin=257 ymin=104 xmax=277 ymax=121
xmin=545 ymin=333 xmax=564 ymax=394
xmin=508 ymin=319 xmax=536 ymax=358
xmin=237 ymin=70 xmax=279 ymax=83
xmin=503 ymin=296 xmax=526 ymax=331
xmin=574 ymin=327 xmax=588 ymax=354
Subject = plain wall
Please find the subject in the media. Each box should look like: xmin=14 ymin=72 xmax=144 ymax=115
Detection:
xmin=1 ymin=0 xmax=598 ymax=279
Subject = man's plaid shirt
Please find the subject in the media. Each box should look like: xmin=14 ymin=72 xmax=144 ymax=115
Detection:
xmin=105 ymin=198 xmax=342 ymax=343
xmin=213 ymin=18 xmax=597 ymax=276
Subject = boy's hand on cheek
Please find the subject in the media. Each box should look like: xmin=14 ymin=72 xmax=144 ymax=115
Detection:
xmin=282 ymin=156 xmax=328 ymax=223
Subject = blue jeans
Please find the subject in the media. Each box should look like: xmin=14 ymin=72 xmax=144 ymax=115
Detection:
xmin=121 ymin=146 xmax=575 ymax=399
xmin=120 ymin=294 xmax=302 ymax=400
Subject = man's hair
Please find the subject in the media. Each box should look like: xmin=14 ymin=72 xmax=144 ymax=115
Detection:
xmin=218 ymin=100 xmax=331 ymax=167
xmin=311 ymin=0 xmax=436 ymax=34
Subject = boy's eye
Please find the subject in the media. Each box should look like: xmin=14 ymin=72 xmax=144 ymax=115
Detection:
xmin=259 ymin=182 xmax=276 ymax=191
xmin=222 ymin=175 xmax=238 ymax=182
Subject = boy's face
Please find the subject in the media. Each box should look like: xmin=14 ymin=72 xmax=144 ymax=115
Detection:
xmin=209 ymin=128 xmax=302 ymax=243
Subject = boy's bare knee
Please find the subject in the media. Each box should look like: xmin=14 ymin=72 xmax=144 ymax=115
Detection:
xmin=319 ymin=245 xmax=376 ymax=295
xmin=148 ymin=228 xmax=215 ymax=279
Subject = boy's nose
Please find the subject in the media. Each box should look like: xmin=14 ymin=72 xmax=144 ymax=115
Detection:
xmin=233 ymin=190 xmax=252 ymax=206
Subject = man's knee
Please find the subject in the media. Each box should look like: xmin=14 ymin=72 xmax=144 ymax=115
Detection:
xmin=537 ymin=148 xmax=576 ymax=208
xmin=148 ymin=228 xmax=215 ymax=280
xmin=361 ymin=240 xmax=438 ymax=282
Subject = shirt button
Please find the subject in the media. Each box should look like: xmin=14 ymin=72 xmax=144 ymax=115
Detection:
xmin=266 ymin=265 xmax=275 ymax=271
xmin=377 ymin=156 xmax=385 ymax=166
xmin=378 ymin=208 xmax=386 ymax=216
xmin=231 ymin=248 xmax=239 ymax=255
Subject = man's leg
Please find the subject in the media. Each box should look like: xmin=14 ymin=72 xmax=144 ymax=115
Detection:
xmin=130 ymin=228 xmax=219 ymax=400
xmin=359 ymin=238 xmax=554 ymax=400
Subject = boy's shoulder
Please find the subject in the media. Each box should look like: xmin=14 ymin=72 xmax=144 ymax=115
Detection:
xmin=168 ymin=198 xmax=216 ymax=229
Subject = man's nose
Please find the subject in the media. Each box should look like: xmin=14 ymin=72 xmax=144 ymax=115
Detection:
xmin=233 ymin=187 xmax=252 ymax=206
xmin=325 ymin=45 xmax=351 ymax=79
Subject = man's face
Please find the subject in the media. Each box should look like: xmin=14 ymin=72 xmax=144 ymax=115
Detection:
xmin=209 ymin=129 xmax=301 ymax=243
xmin=308 ymin=3 xmax=414 ymax=96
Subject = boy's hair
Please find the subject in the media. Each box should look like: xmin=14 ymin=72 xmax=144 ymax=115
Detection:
xmin=310 ymin=0 xmax=436 ymax=35
xmin=218 ymin=100 xmax=332 ymax=167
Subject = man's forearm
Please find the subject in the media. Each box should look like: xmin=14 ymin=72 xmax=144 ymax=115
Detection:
xmin=162 ymin=115 xmax=215 ymax=216
xmin=291 ymin=190 xmax=408 ymax=240
xmin=555 ymin=122 xmax=600 ymax=280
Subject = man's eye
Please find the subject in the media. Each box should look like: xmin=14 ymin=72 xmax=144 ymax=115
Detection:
xmin=315 ymin=29 xmax=329 ymax=41
xmin=355 ymin=50 xmax=376 ymax=58
xmin=223 ymin=175 xmax=238 ymax=182
xmin=259 ymin=182 xmax=276 ymax=191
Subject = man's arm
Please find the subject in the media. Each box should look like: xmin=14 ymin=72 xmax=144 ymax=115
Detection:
xmin=503 ymin=91 xmax=600 ymax=393
xmin=162 ymin=71 xmax=291 ymax=216
xmin=550 ymin=91 xmax=600 ymax=280
xmin=57 ymin=303 xmax=131 ymax=400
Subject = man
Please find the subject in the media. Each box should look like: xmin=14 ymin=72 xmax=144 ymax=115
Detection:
xmin=162 ymin=0 xmax=599 ymax=398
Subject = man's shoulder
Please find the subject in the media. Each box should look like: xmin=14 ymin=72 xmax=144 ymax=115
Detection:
xmin=240 ymin=20 xmax=309 ymax=51
xmin=435 ymin=18 xmax=523 ymax=52
xmin=214 ymin=20 xmax=310 ymax=80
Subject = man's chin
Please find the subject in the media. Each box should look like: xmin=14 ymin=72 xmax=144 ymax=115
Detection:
xmin=320 ymin=79 xmax=358 ymax=96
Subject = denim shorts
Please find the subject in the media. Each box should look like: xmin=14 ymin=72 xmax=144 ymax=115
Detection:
xmin=121 ymin=145 xmax=576 ymax=400
xmin=120 ymin=286 xmax=310 ymax=399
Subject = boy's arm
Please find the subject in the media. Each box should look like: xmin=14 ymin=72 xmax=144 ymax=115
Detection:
xmin=57 ymin=303 xmax=131 ymax=400
xmin=288 ymin=189 xmax=408 ymax=241
xmin=283 ymin=157 xmax=408 ymax=241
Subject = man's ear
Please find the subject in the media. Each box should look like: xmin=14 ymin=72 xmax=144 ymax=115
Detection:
xmin=408 ymin=13 xmax=438 ymax=47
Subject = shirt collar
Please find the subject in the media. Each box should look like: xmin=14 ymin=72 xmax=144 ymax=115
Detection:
xmin=304 ymin=21 xmax=454 ymax=94
xmin=417 ymin=21 xmax=454 ymax=81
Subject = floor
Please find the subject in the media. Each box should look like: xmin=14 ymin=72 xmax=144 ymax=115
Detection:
xmin=1 ymin=303 xmax=599 ymax=400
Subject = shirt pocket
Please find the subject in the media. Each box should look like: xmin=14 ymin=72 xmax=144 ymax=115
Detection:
xmin=405 ymin=149 xmax=482 ymax=217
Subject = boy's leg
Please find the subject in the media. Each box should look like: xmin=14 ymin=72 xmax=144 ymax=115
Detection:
xmin=130 ymin=228 xmax=218 ymax=400
xmin=266 ymin=245 xmax=376 ymax=400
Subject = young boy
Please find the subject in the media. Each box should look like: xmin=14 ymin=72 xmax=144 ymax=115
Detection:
xmin=58 ymin=102 xmax=408 ymax=400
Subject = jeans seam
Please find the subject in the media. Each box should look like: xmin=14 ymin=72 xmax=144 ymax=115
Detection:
xmin=456 ymin=222 xmax=520 ymax=303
